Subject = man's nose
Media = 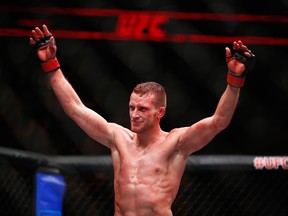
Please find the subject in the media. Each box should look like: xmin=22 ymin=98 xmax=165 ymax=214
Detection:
xmin=131 ymin=110 xmax=140 ymax=118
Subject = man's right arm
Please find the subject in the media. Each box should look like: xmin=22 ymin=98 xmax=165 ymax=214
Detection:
xmin=30 ymin=25 xmax=115 ymax=148
xmin=49 ymin=69 xmax=115 ymax=148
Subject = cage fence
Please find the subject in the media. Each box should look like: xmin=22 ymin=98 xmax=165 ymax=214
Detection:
xmin=0 ymin=147 xmax=288 ymax=216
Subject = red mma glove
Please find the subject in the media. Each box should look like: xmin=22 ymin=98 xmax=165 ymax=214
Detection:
xmin=226 ymin=43 xmax=256 ymax=88
xmin=30 ymin=26 xmax=60 ymax=73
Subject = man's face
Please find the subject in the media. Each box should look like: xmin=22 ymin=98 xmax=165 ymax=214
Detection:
xmin=129 ymin=92 xmax=159 ymax=133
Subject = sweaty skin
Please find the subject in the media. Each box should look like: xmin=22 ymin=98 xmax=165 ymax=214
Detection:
xmin=106 ymin=89 xmax=237 ymax=216
xmin=30 ymin=25 xmax=251 ymax=216
xmin=111 ymin=93 xmax=186 ymax=215
xmin=112 ymin=126 xmax=182 ymax=216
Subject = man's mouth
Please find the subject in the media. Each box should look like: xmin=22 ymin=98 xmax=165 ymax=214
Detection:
xmin=131 ymin=120 xmax=142 ymax=125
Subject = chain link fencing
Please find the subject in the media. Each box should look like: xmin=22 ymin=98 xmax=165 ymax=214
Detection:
xmin=0 ymin=147 xmax=288 ymax=216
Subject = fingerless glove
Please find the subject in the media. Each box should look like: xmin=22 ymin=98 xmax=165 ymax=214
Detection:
xmin=227 ymin=49 xmax=256 ymax=88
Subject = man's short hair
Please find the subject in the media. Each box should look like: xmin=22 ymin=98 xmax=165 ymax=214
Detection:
xmin=132 ymin=82 xmax=167 ymax=107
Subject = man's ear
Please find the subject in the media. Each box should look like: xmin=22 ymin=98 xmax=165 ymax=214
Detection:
xmin=157 ymin=107 xmax=166 ymax=119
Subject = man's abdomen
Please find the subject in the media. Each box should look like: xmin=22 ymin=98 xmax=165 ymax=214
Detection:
xmin=114 ymin=181 xmax=174 ymax=216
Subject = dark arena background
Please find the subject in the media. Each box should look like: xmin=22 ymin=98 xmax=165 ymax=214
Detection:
xmin=0 ymin=0 xmax=288 ymax=215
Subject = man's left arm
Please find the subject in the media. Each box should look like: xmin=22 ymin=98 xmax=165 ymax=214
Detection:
xmin=177 ymin=40 xmax=256 ymax=155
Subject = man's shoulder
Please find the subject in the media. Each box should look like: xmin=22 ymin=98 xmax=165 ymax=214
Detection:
xmin=164 ymin=127 xmax=189 ymax=141
xmin=168 ymin=127 xmax=189 ymax=135
xmin=109 ymin=122 xmax=133 ymax=135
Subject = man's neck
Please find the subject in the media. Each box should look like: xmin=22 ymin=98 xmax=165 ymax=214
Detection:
xmin=136 ymin=126 xmax=165 ymax=148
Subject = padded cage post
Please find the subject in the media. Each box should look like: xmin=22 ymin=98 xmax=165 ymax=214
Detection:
xmin=35 ymin=167 xmax=66 ymax=216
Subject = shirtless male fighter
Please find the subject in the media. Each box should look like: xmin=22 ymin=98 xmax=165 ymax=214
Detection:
xmin=30 ymin=25 xmax=255 ymax=216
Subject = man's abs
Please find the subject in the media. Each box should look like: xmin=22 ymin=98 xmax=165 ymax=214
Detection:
xmin=114 ymin=181 xmax=174 ymax=216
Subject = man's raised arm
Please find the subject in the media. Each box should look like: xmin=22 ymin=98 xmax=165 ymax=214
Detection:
xmin=211 ymin=40 xmax=256 ymax=130
xmin=30 ymin=25 xmax=115 ymax=148
xmin=178 ymin=40 xmax=255 ymax=155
